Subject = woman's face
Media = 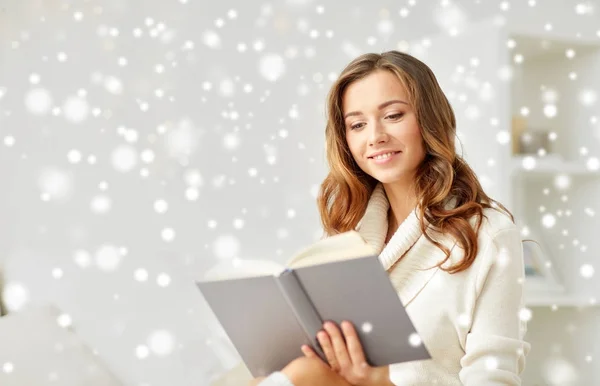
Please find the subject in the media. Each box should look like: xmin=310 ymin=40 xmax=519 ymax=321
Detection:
xmin=342 ymin=70 xmax=426 ymax=186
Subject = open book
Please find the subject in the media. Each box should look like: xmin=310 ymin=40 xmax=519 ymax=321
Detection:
xmin=197 ymin=231 xmax=430 ymax=383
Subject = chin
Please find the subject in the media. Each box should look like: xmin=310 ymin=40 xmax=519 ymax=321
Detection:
xmin=368 ymin=172 xmax=407 ymax=185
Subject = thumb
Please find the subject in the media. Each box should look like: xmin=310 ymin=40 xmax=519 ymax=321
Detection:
xmin=301 ymin=345 xmax=318 ymax=358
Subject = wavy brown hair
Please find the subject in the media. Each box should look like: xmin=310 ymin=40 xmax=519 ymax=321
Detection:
xmin=317 ymin=50 xmax=513 ymax=274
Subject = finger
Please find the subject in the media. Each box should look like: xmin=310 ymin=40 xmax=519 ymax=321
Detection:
xmin=317 ymin=330 xmax=340 ymax=371
xmin=341 ymin=321 xmax=367 ymax=366
xmin=301 ymin=344 xmax=318 ymax=358
xmin=323 ymin=321 xmax=351 ymax=369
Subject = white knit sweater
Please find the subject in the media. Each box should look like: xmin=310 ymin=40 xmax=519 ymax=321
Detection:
xmin=357 ymin=183 xmax=531 ymax=385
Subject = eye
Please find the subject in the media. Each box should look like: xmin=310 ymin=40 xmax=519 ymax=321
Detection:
xmin=386 ymin=113 xmax=404 ymax=120
xmin=350 ymin=122 xmax=365 ymax=130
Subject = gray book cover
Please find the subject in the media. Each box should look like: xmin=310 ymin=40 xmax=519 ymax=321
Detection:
xmin=197 ymin=255 xmax=431 ymax=378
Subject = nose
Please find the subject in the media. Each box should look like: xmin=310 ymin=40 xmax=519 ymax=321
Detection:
xmin=368 ymin=121 xmax=388 ymax=146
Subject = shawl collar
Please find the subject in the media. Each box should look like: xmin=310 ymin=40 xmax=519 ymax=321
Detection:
xmin=357 ymin=183 xmax=448 ymax=306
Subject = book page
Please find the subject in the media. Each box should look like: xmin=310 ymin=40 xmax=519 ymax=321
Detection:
xmin=203 ymin=231 xmax=376 ymax=281
xmin=287 ymin=231 xmax=377 ymax=269
xmin=203 ymin=259 xmax=285 ymax=281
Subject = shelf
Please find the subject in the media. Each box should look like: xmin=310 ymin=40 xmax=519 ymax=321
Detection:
xmin=523 ymin=279 xmax=598 ymax=308
xmin=510 ymin=155 xmax=600 ymax=176
xmin=525 ymin=293 xmax=598 ymax=308
xmin=509 ymin=33 xmax=600 ymax=59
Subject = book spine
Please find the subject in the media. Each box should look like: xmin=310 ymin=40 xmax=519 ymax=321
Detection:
xmin=275 ymin=270 xmax=326 ymax=360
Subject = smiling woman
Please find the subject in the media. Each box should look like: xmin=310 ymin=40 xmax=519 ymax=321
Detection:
xmin=343 ymin=71 xmax=425 ymax=202
xmin=252 ymin=50 xmax=531 ymax=386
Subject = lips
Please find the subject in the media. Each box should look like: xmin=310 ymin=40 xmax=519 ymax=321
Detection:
xmin=368 ymin=151 xmax=401 ymax=159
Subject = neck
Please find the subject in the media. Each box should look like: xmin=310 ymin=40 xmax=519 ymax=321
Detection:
xmin=382 ymin=180 xmax=418 ymax=230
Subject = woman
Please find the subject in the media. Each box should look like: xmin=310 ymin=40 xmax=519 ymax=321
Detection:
xmin=252 ymin=50 xmax=531 ymax=386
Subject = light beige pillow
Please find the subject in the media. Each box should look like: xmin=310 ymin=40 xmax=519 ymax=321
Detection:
xmin=0 ymin=304 xmax=124 ymax=385
xmin=210 ymin=361 xmax=253 ymax=386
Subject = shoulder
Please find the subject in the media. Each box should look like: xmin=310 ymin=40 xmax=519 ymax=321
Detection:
xmin=472 ymin=208 xmax=524 ymax=282
xmin=434 ymin=207 xmax=521 ymax=272
xmin=476 ymin=207 xmax=518 ymax=241
xmin=435 ymin=206 xmax=518 ymax=252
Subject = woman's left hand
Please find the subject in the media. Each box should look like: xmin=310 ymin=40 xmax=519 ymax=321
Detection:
xmin=301 ymin=320 xmax=390 ymax=386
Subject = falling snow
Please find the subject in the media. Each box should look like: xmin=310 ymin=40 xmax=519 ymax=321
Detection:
xmin=1 ymin=1 xmax=599 ymax=385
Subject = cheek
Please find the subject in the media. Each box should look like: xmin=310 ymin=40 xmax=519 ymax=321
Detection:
xmin=401 ymin=127 xmax=426 ymax=161
xmin=399 ymin=126 xmax=423 ymax=149
xmin=345 ymin=135 xmax=361 ymax=161
xmin=413 ymin=133 xmax=425 ymax=153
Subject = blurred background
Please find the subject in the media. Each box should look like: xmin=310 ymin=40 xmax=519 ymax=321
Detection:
xmin=1 ymin=0 xmax=599 ymax=385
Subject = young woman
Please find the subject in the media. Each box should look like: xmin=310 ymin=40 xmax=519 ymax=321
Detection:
xmin=251 ymin=50 xmax=531 ymax=386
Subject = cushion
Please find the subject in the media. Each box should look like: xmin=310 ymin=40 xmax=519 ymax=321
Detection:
xmin=0 ymin=304 xmax=124 ymax=385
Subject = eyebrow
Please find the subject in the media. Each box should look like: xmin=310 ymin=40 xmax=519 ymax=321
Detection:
xmin=343 ymin=99 xmax=408 ymax=119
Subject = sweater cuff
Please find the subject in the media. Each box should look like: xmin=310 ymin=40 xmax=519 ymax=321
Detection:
xmin=258 ymin=371 xmax=296 ymax=386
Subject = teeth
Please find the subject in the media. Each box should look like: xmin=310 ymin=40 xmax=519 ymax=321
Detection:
xmin=373 ymin=152 xmax=396 ymax=160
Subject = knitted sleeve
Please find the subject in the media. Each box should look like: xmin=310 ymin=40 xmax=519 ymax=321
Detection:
xmin=458 ymin=226 xmax=532 ymax=385
xmin=258 ymin=371 xmax=296 ymax=386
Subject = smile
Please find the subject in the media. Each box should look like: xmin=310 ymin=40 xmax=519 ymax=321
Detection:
xmin=369 ymin=151 xmax=401 ymax=164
